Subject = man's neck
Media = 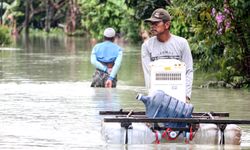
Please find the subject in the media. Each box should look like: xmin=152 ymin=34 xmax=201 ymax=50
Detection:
xmin=157 ymin=31 xmax=171 ymax=42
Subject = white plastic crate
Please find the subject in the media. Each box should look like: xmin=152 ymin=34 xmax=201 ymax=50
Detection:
xmin=149 ymin=59 xmax=186 ymax=102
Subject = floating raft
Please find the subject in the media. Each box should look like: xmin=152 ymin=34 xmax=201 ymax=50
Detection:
xmin=100 ymin=110 xmax=249 ymax=145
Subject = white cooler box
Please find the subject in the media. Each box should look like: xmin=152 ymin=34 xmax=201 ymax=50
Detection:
xmin=149 ymin=59 xmax=186 ymax=102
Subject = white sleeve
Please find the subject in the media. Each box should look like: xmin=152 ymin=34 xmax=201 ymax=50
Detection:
xmin=141 ymin=42 xmax=151 ymax=89
xmin=182 ymin=40 xmax=193 ymax=99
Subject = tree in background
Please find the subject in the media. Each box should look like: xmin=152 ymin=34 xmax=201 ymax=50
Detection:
xmin=124 ymin=0 xmax=170 ymax=42
xmin=78 ymin=0 xmax=171 ymax=42
xmin=1 ymin=0 xmax=22 ymax=36
xmin=1 ymin=0 xmax=78 ymax=34
xmin=79 ymin=0 xmax=134 ymax=41
xmin=168 ymin=0 xmax=250 ymax=88
xmin=1 ymin=0 xmax=169 ymax=42
xmin=64 ymin=0 xmax=80 ymax=35
xmin=124 ymin=0 xmax=170 ymax=20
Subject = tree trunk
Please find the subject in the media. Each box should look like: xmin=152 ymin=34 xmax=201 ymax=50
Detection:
xmin=45 ymin=0 xmax=50 ymax=33
xmin=0 ymin=0 xmax=3 ymax=24
xmin=65 ymin=0 xmax=79 ymax=34
xmin=24 ymin=0 xmax=30 ymax=35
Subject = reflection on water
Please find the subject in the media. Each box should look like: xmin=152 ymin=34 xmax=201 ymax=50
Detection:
xmin=0 ymin=83 xmax=103 ymax=148
xmin=0 ymin=36 xmax=250 ymax=149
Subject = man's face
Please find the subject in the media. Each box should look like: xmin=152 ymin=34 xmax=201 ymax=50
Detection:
xmin=150 ymin=21 xmax=170 ymax=35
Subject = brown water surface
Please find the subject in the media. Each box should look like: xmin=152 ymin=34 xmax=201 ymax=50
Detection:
xmin=0 ymin=35 xmax=249 ymax=149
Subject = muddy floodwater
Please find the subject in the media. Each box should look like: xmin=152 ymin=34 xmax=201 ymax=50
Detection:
xmin=0 ymin=35 xmax=250 ymax=149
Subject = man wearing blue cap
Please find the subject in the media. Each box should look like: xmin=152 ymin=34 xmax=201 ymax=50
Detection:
xmin=90 ymin=27 xmax=123 ymax=88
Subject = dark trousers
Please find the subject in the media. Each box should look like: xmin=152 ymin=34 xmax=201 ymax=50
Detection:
xmin=90 ymin=69 xmax=117 ymax=88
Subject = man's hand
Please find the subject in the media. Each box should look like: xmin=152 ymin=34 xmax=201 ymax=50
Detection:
xmin=105 ymin=79 xmax=112 ymax=88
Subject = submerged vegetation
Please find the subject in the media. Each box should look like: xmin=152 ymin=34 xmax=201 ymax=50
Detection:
xmin=0 ymin=0 xmax=249 ymax=88
xmin=0 ymin=26 xmax=11 ymax=46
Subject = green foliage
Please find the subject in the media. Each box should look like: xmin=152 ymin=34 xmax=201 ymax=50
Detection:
xmin=125 ymin=0 xmax=170 ymax=20
xmin=79 ymin=0 xmax=171 ymax=42
xmin=0 ymin=26 xmax=12 ymax=46
xmin=28 ymin=28 xmax=64 ymax=37
xmin=120 ymin=18 xmax=142 ymax=43
xmin=168 ymin=0 xmax=250 ymax=88
xmin=2 ymin=0 xmax=23 ymax=25
xmin=124 ymin=0 xmax=171 ymax=42
xmin=79 ymin=0 xmax=136 ymax=41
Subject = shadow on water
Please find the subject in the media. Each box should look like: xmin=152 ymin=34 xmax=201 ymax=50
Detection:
xmin=0 ymin=35 xmax=250 ymax=149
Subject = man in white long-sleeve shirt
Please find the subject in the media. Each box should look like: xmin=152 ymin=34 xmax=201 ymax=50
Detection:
xmin=141 ymin=8 xmax=193 ymax=103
